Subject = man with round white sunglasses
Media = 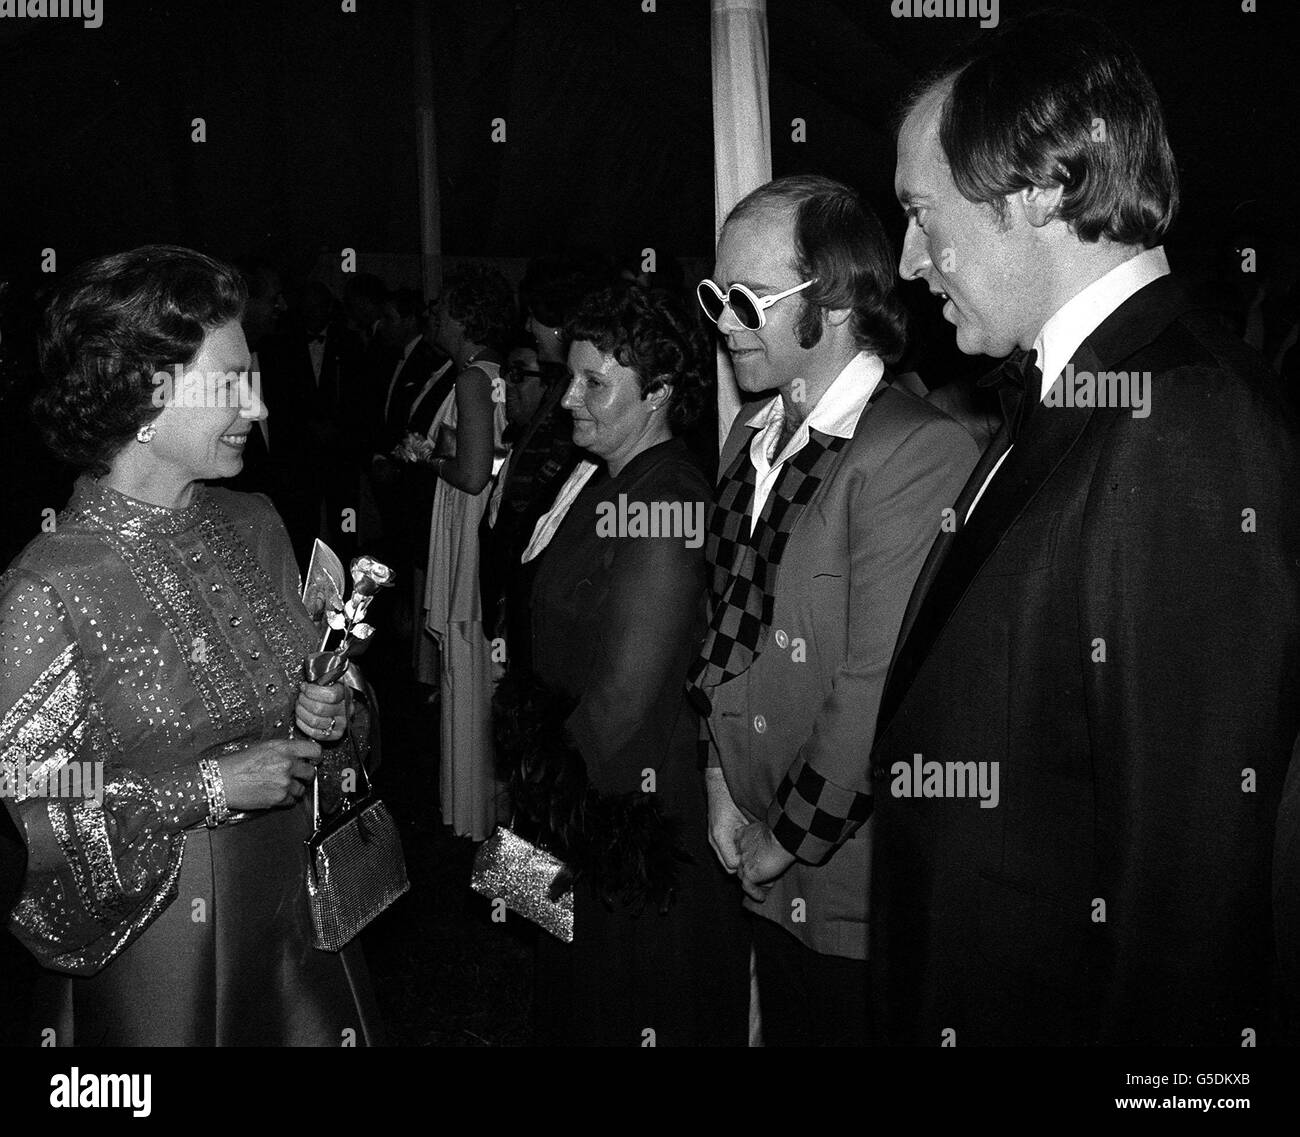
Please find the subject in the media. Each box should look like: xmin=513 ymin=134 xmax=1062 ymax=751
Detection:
xmin=697 ymin=277 xmax=817 ymax=332
xmin=687 ymin=174 xmax=979 ymax=1046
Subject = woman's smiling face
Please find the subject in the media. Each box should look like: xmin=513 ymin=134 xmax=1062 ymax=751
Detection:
xmin=561 ymin=339 xmax=661 ymax=469
xmin=144 ymin=319 xmax=264 ymax=486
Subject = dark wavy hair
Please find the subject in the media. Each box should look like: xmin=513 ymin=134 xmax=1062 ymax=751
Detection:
xmin=442 ymin=262 xmax=516 ymax=350
xmin=565 ymin=285 xmax=711 ymax=434
xmin=34 ymin=245 xmax=246 ymax=477
xmin=902 ymin=10 xmax=1179 ymax=246
xmin=726 ymin=175 xmax=908 ymax=362
xmin=519 ymin=254 xmax=614 ymax=331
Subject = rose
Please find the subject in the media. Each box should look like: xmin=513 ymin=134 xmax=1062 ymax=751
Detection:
xmin=393 ymin=431 xmax=436 ymax=464
xmin=350 ymin=556 xmax=395 ymax=597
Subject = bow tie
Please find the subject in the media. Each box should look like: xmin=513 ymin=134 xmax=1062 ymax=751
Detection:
xmin=978 ymin=348 xmax=1042 ymax=442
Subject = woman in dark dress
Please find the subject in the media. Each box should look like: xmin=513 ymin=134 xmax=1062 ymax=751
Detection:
xmin=496 ymin=286 xmax=749 ymax=1046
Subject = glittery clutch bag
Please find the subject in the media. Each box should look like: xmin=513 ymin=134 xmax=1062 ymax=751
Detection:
xmin=306 ymin=771 xmax=410 ymax=952
xmin=471 ymin=826 xmax=574 ymax=942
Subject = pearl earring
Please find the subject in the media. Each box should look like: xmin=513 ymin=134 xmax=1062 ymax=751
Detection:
xmin=136 ymin=425 xmax=157 ymax=444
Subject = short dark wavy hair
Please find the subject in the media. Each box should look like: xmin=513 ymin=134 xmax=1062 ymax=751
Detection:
xmin=34 ymin=245 xmax=245 ymax=477
xmin=565 ymin=285 xmax=711 ymax=434
xmin=519 ymin=254 xmax=614 ymax=331
xmin=442 ymin=262 xmax=516 ymax=350
xmin=903 ymin=10 xmax=1179 ymax=246
xmin=726 ymin=175 xmax=908 ymax=362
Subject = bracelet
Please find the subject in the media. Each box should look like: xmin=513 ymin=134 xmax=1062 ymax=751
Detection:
xmin=198 ymin=758 xmax=230 ymax=828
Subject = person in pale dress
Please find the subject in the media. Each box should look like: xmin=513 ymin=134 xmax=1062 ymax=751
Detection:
xmin=421 ymin=265 xmax=515 ymax=839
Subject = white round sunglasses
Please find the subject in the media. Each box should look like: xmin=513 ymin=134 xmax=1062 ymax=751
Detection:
xmin=696 ymin=278 xmax=816 ymax=331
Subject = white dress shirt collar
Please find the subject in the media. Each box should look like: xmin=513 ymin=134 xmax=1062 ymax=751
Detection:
xmin=745 ymin=349 xmax=884 ymax=443
xmin=743 ymin=350 xmax=884 ymax=531
xmin=308 ymin=335 xmax=326 ymax=382
xmin=1034 ymin=246 xmax=1170 ymax=400
xmin=964 ymin=246 xmax=1172 ymax=526
xmin=382 ymin=335 xmax=428 ymax=423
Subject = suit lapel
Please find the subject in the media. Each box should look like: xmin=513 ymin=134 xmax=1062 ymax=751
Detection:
xmin=878 ymin=376 xmax=1096 ymax=732
xmin=387 ymin=342 xmax=434 ymax=431
xmin=889 ymin=416 xmax=1011 ymax=669
xmin=877 ymin=273 xmax=1197 ymax=733
xmin=408 ymin=358 xmax=456 ymax=434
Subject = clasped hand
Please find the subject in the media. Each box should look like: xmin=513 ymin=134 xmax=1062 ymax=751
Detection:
xmin=706 ymin=768 xmax=796 ymax=901
xmin=215 ymin=682 xmax=353 ymax=811
xmin=294 ymin=679 xmax=353 ymax=743
xmin=734 ymin=821 xmax=797 ymax=902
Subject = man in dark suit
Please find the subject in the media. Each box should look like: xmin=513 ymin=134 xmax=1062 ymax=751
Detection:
xmin=689 ymin=175 xmax=979 ymax=1045
xmin=361 ymin=290 xmax=454 ymax=665
xmin=370 ymin=289 xmax=450 ymax=454
xmin=394 ymin=329 xmax=456 ymax=580
xmin=261 ymin=282 xmax=366 ymax=566
xmin=872 ymin=11 xmax=1300 ymax=1046
xmin=480 ymin=342 xmax=580 ymax=674
xmin=226 ymin=256 xmax=285 ymax=500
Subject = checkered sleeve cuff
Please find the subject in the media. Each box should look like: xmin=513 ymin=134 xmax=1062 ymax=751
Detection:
xmin=697 ymin=723 xmax=719 ymax=770
xmin=766 ymin=756 xmax=872 ymax=865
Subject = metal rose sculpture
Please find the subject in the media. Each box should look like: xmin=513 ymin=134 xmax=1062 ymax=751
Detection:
xmin=301 ymin=541 xmax=395 ymax=686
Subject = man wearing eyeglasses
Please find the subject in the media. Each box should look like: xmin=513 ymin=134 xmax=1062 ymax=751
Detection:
xmin=479 ymin=339 xmax=580 ymax=673
xmin=687 ymin=174 xmax=980 ymax=1045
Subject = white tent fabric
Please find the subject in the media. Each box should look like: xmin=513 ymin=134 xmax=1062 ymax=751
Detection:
xmin=711 ymin=0 xmax=772 ymax=449
xmin=711 ymin=0 xmax=772 ymax=1047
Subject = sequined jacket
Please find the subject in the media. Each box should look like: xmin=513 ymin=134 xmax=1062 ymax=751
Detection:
xmin=0 ymin=478 xmax=321 ymax=975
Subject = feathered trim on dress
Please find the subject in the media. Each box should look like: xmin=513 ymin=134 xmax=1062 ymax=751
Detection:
xmin=492 ymin=667 xmax=691 ymax=915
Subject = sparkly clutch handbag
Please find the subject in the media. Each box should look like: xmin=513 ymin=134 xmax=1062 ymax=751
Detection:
xmin=470 ymin=826 xmax=574 ymax=943
xmin=306 ymin=757 xmax=410 ymax=952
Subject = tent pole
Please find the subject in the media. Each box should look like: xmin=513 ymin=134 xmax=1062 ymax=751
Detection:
xmin=711 ymin=0 xmax=771 ymax=1049
xmin=414 ymin=0 xmax=442 ymax=299
xmin=710 ymin=0 xmax=772 ymax=451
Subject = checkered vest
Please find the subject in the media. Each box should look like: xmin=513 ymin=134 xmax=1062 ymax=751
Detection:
xmin=686 ymin=427 xmax=848 ymax=698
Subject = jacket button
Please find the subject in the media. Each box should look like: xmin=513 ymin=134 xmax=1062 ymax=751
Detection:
xmin=753 ymin=714 xmax=766 ymax=734
xmin=774 ymin=629 xmax=789 ymax=650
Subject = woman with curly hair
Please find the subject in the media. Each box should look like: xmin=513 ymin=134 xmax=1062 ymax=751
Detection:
xmin=0 ymin=245 xmax=383 ymax=1045
xmin=422 ymin=263 xmax=516 ymax=839
xmin=495 ymin=285 xmax=749 ymax=1045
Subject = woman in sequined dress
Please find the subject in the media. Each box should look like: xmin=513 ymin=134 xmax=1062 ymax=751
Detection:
xmin=0 ymin=246 xmax=384 ymax=1045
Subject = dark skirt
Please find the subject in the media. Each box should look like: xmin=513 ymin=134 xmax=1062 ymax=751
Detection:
xmin=532 ymin=827 xmax=750 ymax=1047
xmin=27 ymin=802 xmax=383 ymax=1047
